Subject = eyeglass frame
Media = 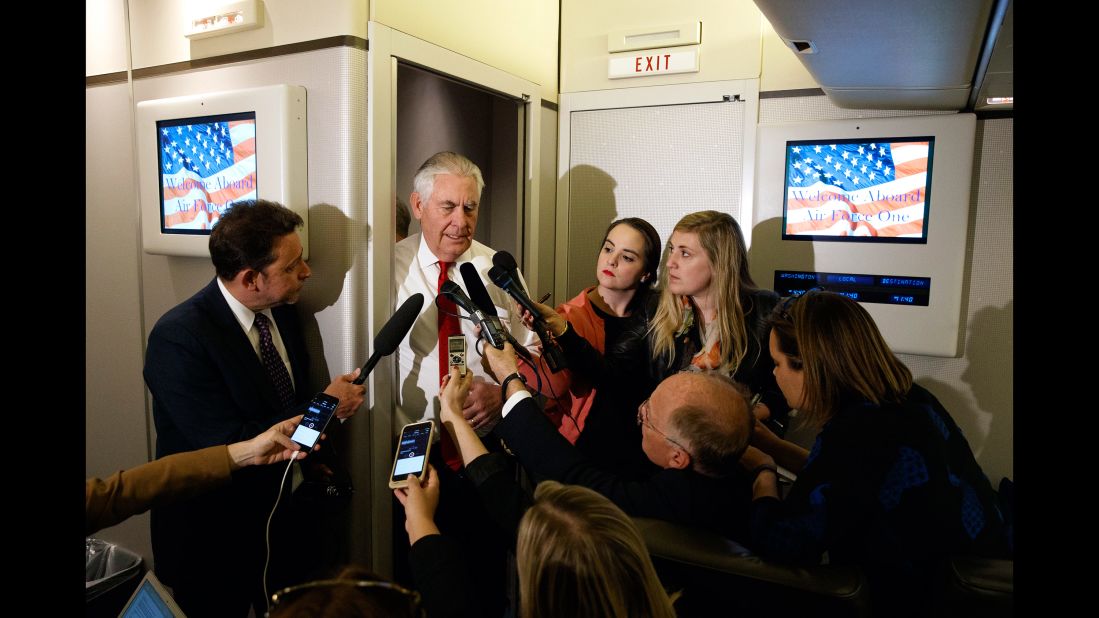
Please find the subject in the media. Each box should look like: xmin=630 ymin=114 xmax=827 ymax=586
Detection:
xmin=778 ymin=286 xmax=827 ymax=322
xmin=266 ymin=578 xmax=424 ymax=617
xmin=637 ymin=398 xmax=693 ymax=460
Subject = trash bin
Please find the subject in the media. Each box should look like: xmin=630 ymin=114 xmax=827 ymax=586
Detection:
xmin=86 ymin=537 xmax=145 ymax=617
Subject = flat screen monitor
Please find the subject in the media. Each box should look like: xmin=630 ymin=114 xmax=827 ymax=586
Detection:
xmin=137 ymin=85 xmax=307 ymax=258
xmin=754 ymin=113 xmax=976 ymax=357
xmin=156 ymin=111 xmax=257 ymax=234
xmin=782 ymin=136 xmax=934 ymax=243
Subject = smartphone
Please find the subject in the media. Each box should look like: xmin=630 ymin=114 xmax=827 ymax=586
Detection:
xmin=448 ymin=335 xmax=467 ymax=376
xmin=389 ymin=420 xmax=435 ymax=489
xmin=289 ymin=392 xmax=340 ymax=452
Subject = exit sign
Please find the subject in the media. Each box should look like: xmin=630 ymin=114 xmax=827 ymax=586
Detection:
xmin=608 ymin=46 xmax=700 ymax=79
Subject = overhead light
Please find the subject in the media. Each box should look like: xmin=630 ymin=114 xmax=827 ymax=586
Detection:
xmin=985 ymin=97 xmax=1013 ymax=105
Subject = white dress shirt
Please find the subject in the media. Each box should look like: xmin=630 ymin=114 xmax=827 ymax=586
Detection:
xmin=393 ymin=234 xmax=537 ymax=436
xmin=216 ymin=277 xmax=295 ymax=390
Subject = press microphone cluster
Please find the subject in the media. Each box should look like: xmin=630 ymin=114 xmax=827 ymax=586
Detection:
xmin=488 ymin=251 xmax=567 ymax=373
xmin=352 ymin=293 xmax=424 ymax=385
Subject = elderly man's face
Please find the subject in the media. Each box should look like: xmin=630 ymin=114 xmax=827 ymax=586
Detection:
xmin=411 ymin=173 xmax=479 ymax=263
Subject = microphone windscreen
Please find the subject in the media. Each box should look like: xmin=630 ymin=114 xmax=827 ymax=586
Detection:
xmin=460 ymin=263 xmax=498 ymax=317
xmin=488 ymin=265 xmax=510 ymax=288
xmin=440 ymin=280 xmax=478 ymax=315
xmin=375 ymin=293 xmax=424 ymax=355
xmin=491 ymin=251 xmax=519 ymax=273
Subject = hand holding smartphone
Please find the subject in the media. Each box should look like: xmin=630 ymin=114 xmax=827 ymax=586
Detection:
xmin=389 ymin=420 xmax=435 ymax=489
xmin=290 ymin=392 xmax=340 ymax=452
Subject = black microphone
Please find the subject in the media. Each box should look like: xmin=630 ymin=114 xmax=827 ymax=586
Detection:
xmin=487 ymin=265 xmax=567 ymax=373
xmin=487 ymin=265 xmax=542 ymax=320
xmin=491 ymin=251 xmax=526 ymax=294
xmin=439 ymin=280 xmax=513 ymax=352
xmin=459 ymin=262 xmax=532 ymax=360
xmin=458 ymin=263 xmax=508 ymax=349
xmin=352 ymin=293 xmax=424 ymax=384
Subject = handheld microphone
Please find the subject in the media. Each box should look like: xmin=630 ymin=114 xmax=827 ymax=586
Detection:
xmin=487 ymin=264 xmax=567 ymax=373
xmin=491 ymin=251 xmax=526 ymax=292
xmin=440 ymin=280 xmax=508 ymax=348
xmin=487 ymin=265 xmax=542 ymax=320
xmin=458 ymin=263 xmax=508 ymax=349
xmin=352 ymin=293 xmax=424 ymax=384
xmin=459 ymin=263 xmax=532 ymax=361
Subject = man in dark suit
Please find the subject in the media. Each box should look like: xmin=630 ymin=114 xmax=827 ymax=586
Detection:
xmin=143 ymin=199 xmax=365 ymax=617
xmin=481 ymin=342 xmax=757 ymax=542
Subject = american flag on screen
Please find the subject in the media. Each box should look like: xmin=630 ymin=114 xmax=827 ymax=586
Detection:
xmin=158 ymin=116 xmax=257 ymax=230
xmin=783 ymin=139 xmax=931 ymax=238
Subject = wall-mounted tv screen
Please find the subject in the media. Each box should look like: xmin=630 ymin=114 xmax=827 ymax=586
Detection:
xmin=156 ymin=111 xmax=257 ymax=234
xmin=781 ymin=136 xmax=934 ymax=244
xmin=138 ymin=84 xmax=307 ymax=258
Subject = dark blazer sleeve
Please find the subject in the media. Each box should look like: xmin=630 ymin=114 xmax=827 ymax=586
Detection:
xmin=464 ymin=452 xmax=533 ymax=550
xmin=409 ymin=534 xmax=482 ymax=618
xmin=494 ymin=397 xmax=694 ymax=522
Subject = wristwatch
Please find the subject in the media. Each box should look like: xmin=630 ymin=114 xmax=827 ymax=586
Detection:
xmin=500 ymin=371 xmax=527 ymax=399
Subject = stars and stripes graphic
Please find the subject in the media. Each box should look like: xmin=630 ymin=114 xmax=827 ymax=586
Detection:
xmin=157 ymin=112 xmax=257 ymax=231
xmin=783 ymin=138 xmax=932 ymax=240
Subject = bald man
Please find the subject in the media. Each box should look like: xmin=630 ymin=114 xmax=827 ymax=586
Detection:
xmin=482 ymin=343 xmax=756 ymax=541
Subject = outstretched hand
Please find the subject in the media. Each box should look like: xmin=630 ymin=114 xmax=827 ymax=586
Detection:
xmin=228 ymin=415 xmax=308 ymax=470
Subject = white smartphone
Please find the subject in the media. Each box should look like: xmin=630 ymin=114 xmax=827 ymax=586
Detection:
xmin=289 ymin=392 xmax=340 ymax=452
xmin=448 ymin=335 xmax=467 ymax=376
xmin=389 ymin=420 xmax=436 ymax=489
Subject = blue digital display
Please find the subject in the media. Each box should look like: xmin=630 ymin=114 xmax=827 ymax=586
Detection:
xmin=773 ymin=270 xmax=931 ymax=307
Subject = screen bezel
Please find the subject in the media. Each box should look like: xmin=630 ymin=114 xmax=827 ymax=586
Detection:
xmin=290 ymin=393 xmax=339 ymax=451
xmin=390 ymin=420 xmax=435 ymax=485
xmin=780 ymin=135 xmax=935 ymax=245
xmin=155 ymin=110 xmax=258 ymax=236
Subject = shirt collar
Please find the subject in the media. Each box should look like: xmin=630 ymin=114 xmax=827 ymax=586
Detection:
xmin=216 ymin=277 xmax=272 ymax=332
xmin=415 ymin=233 xmax=473 ymax=270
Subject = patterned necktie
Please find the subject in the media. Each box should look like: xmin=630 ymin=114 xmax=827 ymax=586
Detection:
xmin=436 ymin=262 xmax=464 ymax=471
xmin=254 ymin=312 xmax=296 ymax=411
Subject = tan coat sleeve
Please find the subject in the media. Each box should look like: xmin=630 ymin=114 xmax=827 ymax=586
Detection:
xmin=86 ymin=446 xmax=234 ymax=535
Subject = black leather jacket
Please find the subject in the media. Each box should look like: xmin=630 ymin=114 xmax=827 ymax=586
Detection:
xmin=557 ymin=289 xmax=790 ymax=431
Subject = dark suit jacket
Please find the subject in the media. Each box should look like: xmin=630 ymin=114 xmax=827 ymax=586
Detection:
xmin=142 ymin=278 xmax=311 ymax=588
xmin=494 ymin=395 xmax=754 ymax=542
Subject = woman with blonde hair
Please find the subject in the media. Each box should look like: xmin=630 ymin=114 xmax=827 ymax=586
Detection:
xmin=646 ymin=210 xmax=787 ymax=428
xmin=517 ymin=481 xmax=677 ymax=618
xmin=742 ymin=290 xmax=1011 ymax=616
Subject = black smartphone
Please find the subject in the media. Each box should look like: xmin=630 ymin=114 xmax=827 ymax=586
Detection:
xmin=290 ymin=392 xmax=340 ymax=452
xmin=389 ymin=420 xmax=435 ymax=489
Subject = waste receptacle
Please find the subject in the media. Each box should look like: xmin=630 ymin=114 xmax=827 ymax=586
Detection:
xmin=86 ymin=537 xmax=145 ymax=617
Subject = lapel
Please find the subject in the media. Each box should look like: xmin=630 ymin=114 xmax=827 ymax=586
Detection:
xmin=198 ymin=279 xmax=285 ymax=412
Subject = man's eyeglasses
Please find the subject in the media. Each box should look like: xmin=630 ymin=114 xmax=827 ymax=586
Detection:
xmin=266 ymin=579 xmax=424 ymax=617
xmin=637 ymin=399 xmax=692 ymax=458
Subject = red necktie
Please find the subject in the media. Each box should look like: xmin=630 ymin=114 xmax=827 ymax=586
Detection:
xmin=436 ymin=262 xmax=464 ymax=471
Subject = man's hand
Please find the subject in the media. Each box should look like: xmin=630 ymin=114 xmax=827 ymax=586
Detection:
xmin=393 ymin=464 xmax=442 ymax=545
xmin=227 ymin=415 xmax=306 ymax=470
xmin=480 ymin=341 xmax=520 ymax=383
xmin=324 ymin=367 xmax=366 ymax=419
xmin=463 ymin=377 xmax=502 ymax=431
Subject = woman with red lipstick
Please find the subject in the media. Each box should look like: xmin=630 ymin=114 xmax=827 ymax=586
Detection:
xmin=520 ymin=217 xmax=661 ymax=477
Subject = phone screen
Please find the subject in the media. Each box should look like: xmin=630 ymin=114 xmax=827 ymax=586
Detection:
xmin=290 ymin=393 xmax=339 ymax=451
xmin=391 ymin=421 xmax=433 ymax=483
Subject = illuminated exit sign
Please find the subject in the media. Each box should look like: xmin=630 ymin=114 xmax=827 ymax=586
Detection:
xmin=608 ymin=46 xmax=700 ymax=79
